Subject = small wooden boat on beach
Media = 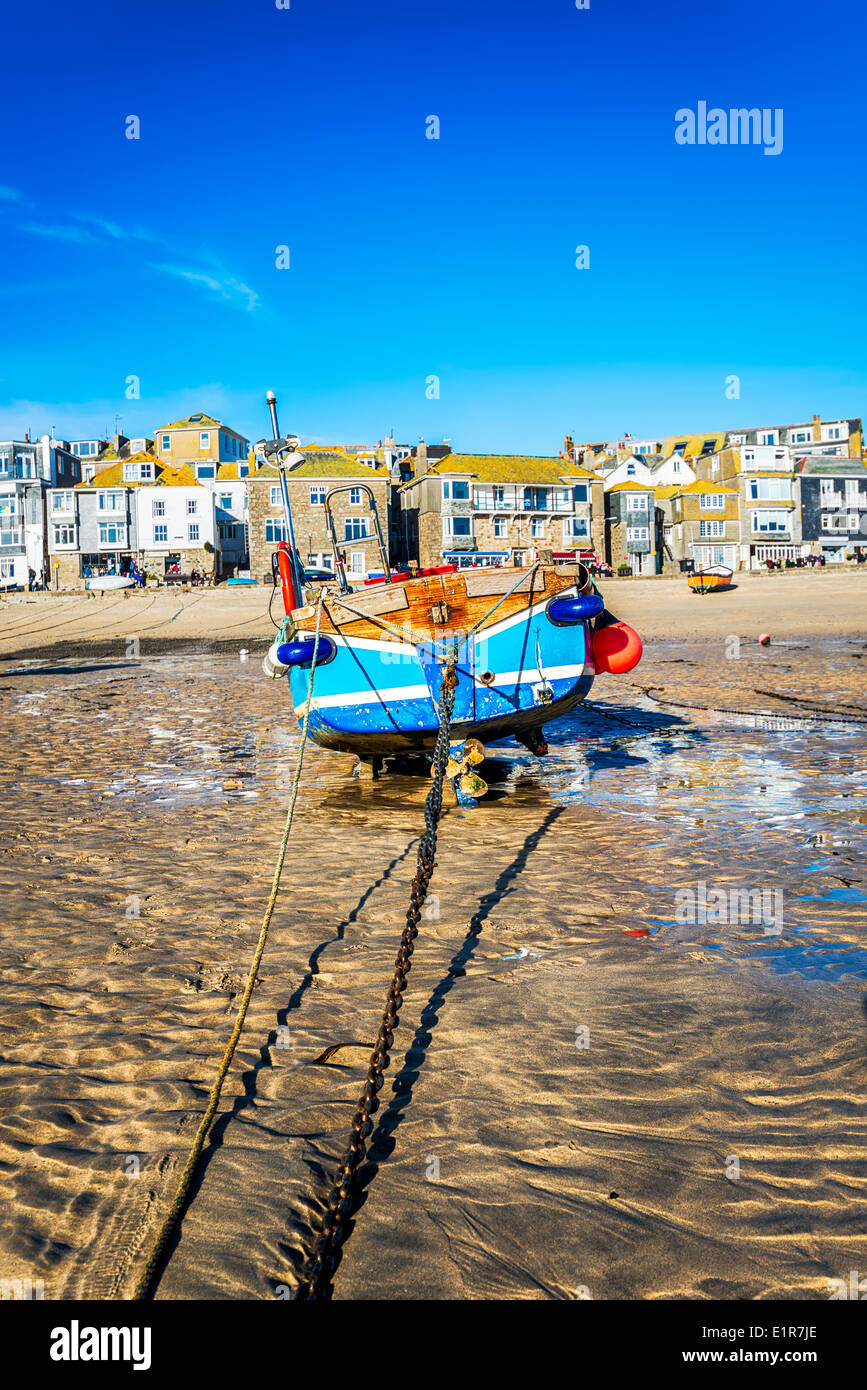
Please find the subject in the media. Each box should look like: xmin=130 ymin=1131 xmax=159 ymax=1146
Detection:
xmin=257 ymin=393 xmax=643 ymax=793
xmin=687 ymin=564 xmax=733 ymax=594
xmin=85 ymin=574 xmax=134 ymax=591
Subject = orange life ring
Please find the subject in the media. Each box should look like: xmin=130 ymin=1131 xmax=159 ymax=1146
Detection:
xmin=591 ymin=620 xmax=642 ymax=674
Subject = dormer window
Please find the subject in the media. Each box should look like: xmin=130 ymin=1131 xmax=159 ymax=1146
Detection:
xmin=123 ymin=463 xmax=136 ymax=481
xmin=139 ymin=462 xmax=154 ymax=480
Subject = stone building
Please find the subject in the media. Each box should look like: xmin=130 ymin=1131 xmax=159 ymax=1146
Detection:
xmin=603 ymin=481 xmax=657 ymax=574
xmin=398 ymin=451 xmax=602 ymax=569
xmin=666 ymin=480 xmax=740 ymax=572
xmin=247 ymin=451 xmax=393 ymax=585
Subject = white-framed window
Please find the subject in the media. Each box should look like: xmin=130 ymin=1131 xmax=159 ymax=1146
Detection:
xmin=200 ymin=431 xmax=210 ymax=450
xmin=188 ymin=523 xmax=200 ymax=542
xmin=758 ymin=431 xmax=777 ymax=445
xmin=53 ymin=523 xmax=76 ymax=547
xmin=139 ymin=462 xmax=154 ymax=481
xmin=700 ymin=493 xmax=726 ymax=509
xmin=186 ymin=498 xmax=198 ymax=515
xmin=820 ymin=478 xmax=839 ymax=499
xmin=123 ymin=462 xmax=136 ymax=481
xmin=699 ymin=519 xmax=726 ymax=537
xmin=349 ymin=552 xmax=365 ymax=574
xmin=161 ymin=434 xmax=171 ymax=451
xmin=344 ymin=517 xmax=370 ymax=541
xmin=751 ymin=510 xmax=789 ymax=534
xmin=51 ymin=490 xmax=74 ymax=513
xmin=219 ymin=493 xmax=233 ymax=510
xmin=153 ymin=523 xmax=168 ymax=543
xmin=265 ymin=518 xmax=287 ymax=542
xmin=98 ymin=521 xmax=126 ymax=546
xmin=0 ymin=493 xmax=17 ymax=516
xmin=98 ymin=490 xmax=124 ymax=513
xmin=83 ymin=464 xmax=96 ymax=482
xmin=791 ymin=430 xmax=810 ymax=444
xmin=749 ymin=478 xmax=791 ymax=501
xmin=442 ymin=515 xmax=472 ymax=538
xmin=195 ymin=464 xmax=214 ymax=480
xmin=563 ymin=517 xmax=589 ymax=539
xmin=845 ymin=480 xmax=862 ymax=502
xmin=270 ymin=485 xmax=281 ymax=506
xmin=349 ymin=487 xmax=362 ymax=505
xmin=824 ymin=425 xmax=842 ymax=440
xmin=530 ymin=517 xmax=546 ymax=538
xmin=474 ymin=487 xmax=494 ymax=510
xmin=625 ymin=494 xmax=647 ymax=512
xmin=442 ymin=480 xmax=470 ymax=500
xmin=572 ymin=483 xmax=588 ymax=503
xmin=152 ymin=499 xmax=166 ymax=517
xmin=0 ymin=521 xmax=21 ymax=546
xmin=0 ymin=557 xmax=14 ymax=580
xmin=627 ymin=526 xmax=649 ymax=541
xmin=821 ymin=512 xmax=859 ymax=532
xmin=309 ymin=486 xmax=326 ymax=505
xmin=493 ymin=516 xmax=507 ymax=537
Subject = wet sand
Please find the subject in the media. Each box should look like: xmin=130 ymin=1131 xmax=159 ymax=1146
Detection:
xmin=0 ymin=580 xmax=865 ymax=1300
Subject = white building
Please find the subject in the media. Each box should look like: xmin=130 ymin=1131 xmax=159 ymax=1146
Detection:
xmin=135 ymin=484 xmax=219 ymax=576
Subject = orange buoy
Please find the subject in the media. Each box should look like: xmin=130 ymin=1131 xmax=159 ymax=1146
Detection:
xmin=591 ymin=620 xmax=643 ymax=674
xmin=758 ymin=632 xmax=771 ymax=646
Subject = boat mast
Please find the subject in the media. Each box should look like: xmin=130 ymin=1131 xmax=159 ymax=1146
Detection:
xmin=266 ymin=389 xmax=306 ymax=599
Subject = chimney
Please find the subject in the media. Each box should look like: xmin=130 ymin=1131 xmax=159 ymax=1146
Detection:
xmin=812 ymin=413 xmax=821 ymax=442
xmin=417 ymin=438 xmax=428 ymax=472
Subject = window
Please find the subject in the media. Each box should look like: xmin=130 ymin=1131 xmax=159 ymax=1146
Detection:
xmin=700 ymin=494 xmax=726 ymax=510
xmin=822 ymin=512 xmax=859 ymax=532
xmin=270 ymin=485 xmax=282 ymax=506
xmin=0 ymin=558 xmax=14 ymax=579
xmin=673 ymin=442 xmax=687 ymax=455
xmin=442 ymin=480 xmax=470 ymax=500
xmin=699 ymin=520 xmax=726 ymax=537
xmin=493 ymin=517 xmax=507 ymax=537
xmin=701 ymin=439 xmax=716 ymax=455
xmin=625 ymin=494 xmax=647 ymax=511
xmin=152 ymin=499 xmax=166 ymax=517
xmin=820 ymin=479 xmax=839 ymax=499
xmin=758 ymin=431 xmax=777 ymax=445
xmin=563 ymin=517 xmax=589 ymax=539
xmin=349 ymin=487 xmax=362 ymax=505
xmin=239 ymin=463 xmax=248 ymax=477
xmin=124 ymin=463 xmax=136 ymax=481
xmin=625 ymin=463 xmax=636 ymax=477
xmin=825 ymin=426 xmax=842 ymax=440
xmin=188 ymin=523 xmax=200 ymax=542
xmin=349 ymin=552 xmax=365 ymax=574
xmin=493 ymin=485 xmax=511 ymax=509
xmin=154 ymin=524 xmax=168 ymax=543
xmin=186 ymin=498 xmax=198 ymax=515
xmin=442 ymin=516 xmax=472 ymax=537
xmin=751 ymin=510 xmax=789 ymax=534
xmin=845 ymin=480 xmax=862 ymax=502
xmin=53 ymin=524 xmax=76 ymax=546
xmin=791 ymin=431 xmax=809 ymax=444
xmin=309 ymin=486 xmax=326 ymax=505
xmin=161 ymin=434 xmax=171 ymax=451
xmin=99 ymin=522 xmax=126 ymax=546
xmin=344 ymin=517 xmax=370 ymax=541
xmin=195 ymin=465 xmax=215 ymax=480
xmin=219 ymin=523 xmax=238 ymax=540
xmin=139 ymin=462 xmax=154 ymax=481
xmin=51 ymin=490 xmax=74 ymax=512
xmin=200 ymin=431 xmax=210 ymax=450
xmin=531 ymin=517 xmax=546 ymax=538
xmin=749 ymin=478 xmax=791 ymax=501
xmin=83 ymin=464 xmax=96 ymax=482
xmin=98 ymin=490 xmax=124 ymax=512
xmin=0 ymin=494 xmax=17 ymax=516
xmin=0 ymin=521 xmax=21 ymax=546
xmin=265 ymin=518 xmax=287 ymax=542
xmin=627 ymin=526 xmax=649 ymax=542
xmin=474 ymin=488 xmax=494 ymax=510
xmin=523 ymin=487 xmax=548 ymax=511
xmin=672 ymin=459 xmax=681 ymax=472
xmin=572 ymin=484 xmax=588 ymax=504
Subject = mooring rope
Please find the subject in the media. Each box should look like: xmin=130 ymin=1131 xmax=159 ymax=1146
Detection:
xmin=295 ymin=657 xmax=459 ymax=1300
xmin=131 ymin=592 xmax=326 ymax=1301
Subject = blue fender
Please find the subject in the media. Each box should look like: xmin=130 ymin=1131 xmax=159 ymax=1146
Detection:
xmin=277 ymin=635 xmax=336 ymax=667
xmin=546 ymin=593 xmax=604 ymax=625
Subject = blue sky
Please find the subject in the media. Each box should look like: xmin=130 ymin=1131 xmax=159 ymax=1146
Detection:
xmin=1 ymin=0 xmax=865 ymax=451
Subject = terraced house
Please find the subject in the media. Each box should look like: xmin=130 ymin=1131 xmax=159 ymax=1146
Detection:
xmin=247 ymin=447 xmax=393 ymax=583
xmin=603 ymin=480 xmax=657 ymax=575
xmin=664 ymin=480 xmax=740 ymax=572
xmin=794 ymin=456 xmax=867 ymax=562
xmin=399 ymin=452 xmax=603 ymax=570
xmin=696 ymin=442 xmax=798 ymax=567
xmin=1 ymin=435 xmax=81 ymax=591
xmin=48 ymin=450 xmax=157 ymax=587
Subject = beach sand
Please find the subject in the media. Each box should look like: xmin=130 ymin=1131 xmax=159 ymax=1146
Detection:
xmin=0 ymin=571 xmax=865 ymax=1300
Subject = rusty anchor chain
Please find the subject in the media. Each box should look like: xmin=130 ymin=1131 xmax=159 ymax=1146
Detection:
xmin=295 ymin=658 xmax=459 ymax=1299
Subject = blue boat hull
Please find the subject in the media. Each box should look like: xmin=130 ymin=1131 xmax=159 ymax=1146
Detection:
xmin=285 ymin=591 xmax=595 ymax=754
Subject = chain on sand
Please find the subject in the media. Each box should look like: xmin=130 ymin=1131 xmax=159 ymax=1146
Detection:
xmin=295 ymin=660 xmax=458 ymax=1299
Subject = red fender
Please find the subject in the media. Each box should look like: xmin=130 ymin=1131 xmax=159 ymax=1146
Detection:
xmin=277 ymin=542 xmax=301 ymax=615
xmin=592 ymin=620 xmax=643 ymax=674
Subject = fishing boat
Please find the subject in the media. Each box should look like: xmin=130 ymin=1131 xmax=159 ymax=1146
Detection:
xmin=687 ymin=564 xmax=733 ymax=594
xmin=85 ymin=574 xmax=135 ymax=591
xmin=258 ymin=393 xmax=643 ymax=796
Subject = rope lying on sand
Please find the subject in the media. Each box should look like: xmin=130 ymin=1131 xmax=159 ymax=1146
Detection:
xmin=131 ymin=592 xmax=326 ymax=1301
xmin=631 ymin=687 xmax=867 ymax=726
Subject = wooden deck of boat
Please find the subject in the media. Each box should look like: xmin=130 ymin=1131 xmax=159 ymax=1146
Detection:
xmin=290 ymin=563 xmax=587 ymax=644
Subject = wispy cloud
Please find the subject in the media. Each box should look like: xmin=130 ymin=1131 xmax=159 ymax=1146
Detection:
xmin=153 ymin=263 xmax=260 ymax=312
xmin=0 ymin=185 xmax=29 ymax=205
xmin=19 ymin=222 xmax=97 ymax=244
xmin=71 ymin=213 xmax=168 ymax=246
